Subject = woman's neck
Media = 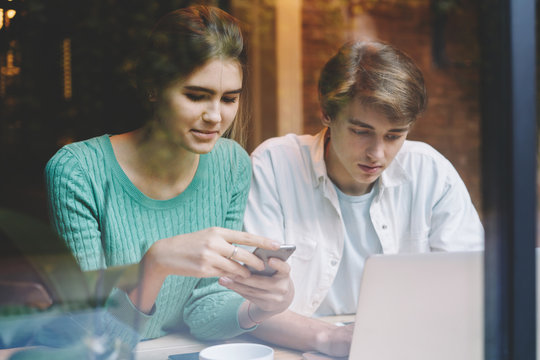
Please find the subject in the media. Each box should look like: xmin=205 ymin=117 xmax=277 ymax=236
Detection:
xmin=111 ymin=124 xmax=200 ymax=200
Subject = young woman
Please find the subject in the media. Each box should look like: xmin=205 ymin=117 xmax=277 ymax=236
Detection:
xmin=45 ymin=5 xmax=293 ymax=346
xmin=243 ymin=40 xmax=484 ymax=356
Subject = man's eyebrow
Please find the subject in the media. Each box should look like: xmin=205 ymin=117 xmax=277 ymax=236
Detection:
xmin=183 ymin=86 xmax=242 ymax=95
xmin=348 ymin=119 xmax=409 ymax=132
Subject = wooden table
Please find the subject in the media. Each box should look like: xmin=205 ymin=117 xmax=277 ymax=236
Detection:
xmin=134 ymin=315 xmax=354 ymax=360
xmin=134 ymin=333 xmax=304 ymax=360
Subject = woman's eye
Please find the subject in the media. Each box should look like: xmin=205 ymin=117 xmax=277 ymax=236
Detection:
xmin=222 ymin=96 xmax=238 ymax=104
xmin=185 ymin=93 xmax=205 ymax=101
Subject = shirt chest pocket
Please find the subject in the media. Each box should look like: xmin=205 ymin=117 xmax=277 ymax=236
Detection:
xmin=284 ymin=229 xmax=318 ymax=292
xmin=284 ymin=229 xmax=317 ymax=262
xmin=397 ymin=230 xmax=430 ymax=253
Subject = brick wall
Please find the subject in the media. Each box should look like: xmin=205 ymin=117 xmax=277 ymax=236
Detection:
xmin=301 ymin=1 xmax=483 ymax=214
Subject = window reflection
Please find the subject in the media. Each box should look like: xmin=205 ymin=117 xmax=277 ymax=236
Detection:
xmin=1 ymin=0 xmax=537 ymax=358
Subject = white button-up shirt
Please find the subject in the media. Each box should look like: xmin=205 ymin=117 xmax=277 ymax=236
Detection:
xmin=243 ymin=129 xmax=484 ymax=316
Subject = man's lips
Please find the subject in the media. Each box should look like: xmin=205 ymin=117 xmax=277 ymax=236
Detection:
xmin=358 ymin=164 xmax=382 ymax=174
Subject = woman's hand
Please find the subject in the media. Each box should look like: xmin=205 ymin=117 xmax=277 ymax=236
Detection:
xmin=145 ymin=227 xmax=280 ymax=279
xmin=128 ymin=227 xmax=280 ymax=313
xmin=218 ymin=257 xmax=295 ymax=328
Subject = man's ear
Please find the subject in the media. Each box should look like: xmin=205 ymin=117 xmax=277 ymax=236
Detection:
xmin=321 ymin=113 xmax=332 ymax=126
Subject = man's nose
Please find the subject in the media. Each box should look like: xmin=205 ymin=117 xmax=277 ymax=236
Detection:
xmin=366 ymin=137 xmax=384 ymax=160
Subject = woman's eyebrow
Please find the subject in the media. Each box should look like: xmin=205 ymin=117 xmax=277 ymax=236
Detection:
xmin=183 ymin=85 xmax=242 ymax=95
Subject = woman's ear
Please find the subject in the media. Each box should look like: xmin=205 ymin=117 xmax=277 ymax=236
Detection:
xmin=147 ymin=88 xmax=158 ymax=102
xmin=321 ymin=113 xmax=332 ymax=127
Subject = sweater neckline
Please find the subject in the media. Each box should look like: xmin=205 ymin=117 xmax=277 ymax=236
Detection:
xmin=98 ymin=134 xmax=209 ymax=209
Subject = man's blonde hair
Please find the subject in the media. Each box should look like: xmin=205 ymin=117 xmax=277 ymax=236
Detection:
xmin=318 ymin=41 xmax=427 ymax=124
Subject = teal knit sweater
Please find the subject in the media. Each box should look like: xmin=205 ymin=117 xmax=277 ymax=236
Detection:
xmin=45 ymin=135 xmax=252 ymax=342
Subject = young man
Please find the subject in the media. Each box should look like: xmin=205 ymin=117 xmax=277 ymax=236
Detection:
xmin=242 ymin=41 xmax=484 ymax=356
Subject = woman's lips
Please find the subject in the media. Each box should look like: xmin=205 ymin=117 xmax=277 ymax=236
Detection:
xmin=358 ymin=164 xmax=382 ymax=174
xmin=191 ymin=129 xmax=219 ymax=140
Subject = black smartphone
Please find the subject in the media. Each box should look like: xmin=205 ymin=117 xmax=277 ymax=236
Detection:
xmin=245 ymin=244 xmax=296 ymax=276
xmin=168 ymin=352 xmax=199 ymax=360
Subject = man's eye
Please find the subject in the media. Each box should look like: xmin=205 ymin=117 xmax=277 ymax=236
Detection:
xmin=386 ymin=134 xmax=402 ymax=141
xmin=350 ymin=128 xmax=369 ymax=135
xmin=185 ymin=93 xmax=205 ymax=101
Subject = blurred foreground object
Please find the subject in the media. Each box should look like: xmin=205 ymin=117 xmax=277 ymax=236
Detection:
xmin=0 ymin=208 xmax=140 ymax=358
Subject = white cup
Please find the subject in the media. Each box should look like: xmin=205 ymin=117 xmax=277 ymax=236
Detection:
xmin=199 ymin=343 xmax=274 ymax=360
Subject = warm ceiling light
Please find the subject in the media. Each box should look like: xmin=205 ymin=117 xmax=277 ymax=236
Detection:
xmin=6 ymin=9 xmax=16 ymax=19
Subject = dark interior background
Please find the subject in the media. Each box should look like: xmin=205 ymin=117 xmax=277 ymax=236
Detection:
xmin=0 ymin=0 xmax=231 ymax=221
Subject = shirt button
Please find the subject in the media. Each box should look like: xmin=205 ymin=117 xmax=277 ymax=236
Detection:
xmin=382 ymin=224 xmax=388 ymax=230
xmin=331 ymin=259 xmax=338 ymax=266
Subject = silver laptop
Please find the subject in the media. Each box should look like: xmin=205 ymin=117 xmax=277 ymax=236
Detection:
xmin=348 ymin=251 xmax=484 ymax=360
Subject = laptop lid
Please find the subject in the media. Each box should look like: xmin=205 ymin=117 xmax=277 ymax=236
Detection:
xmin=348 ymin=251 xmax=484 ymax=360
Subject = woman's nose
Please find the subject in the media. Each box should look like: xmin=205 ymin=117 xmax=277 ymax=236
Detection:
xmin=202 ymin=102 xmax=221 ymax=123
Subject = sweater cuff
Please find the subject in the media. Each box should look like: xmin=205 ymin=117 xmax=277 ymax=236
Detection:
xmin=188 ymin=296 xmax=256 ymax=341
xmin=104 ymin=287 xmax=154 ymax=346
xmin=221 ymin=298 xmax=258 ymax=337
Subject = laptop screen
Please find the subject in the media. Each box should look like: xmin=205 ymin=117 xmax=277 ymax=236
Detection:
xmin=349 ymin=251 xmax=484 ymax=360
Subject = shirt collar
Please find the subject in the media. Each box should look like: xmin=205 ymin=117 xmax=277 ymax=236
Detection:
xmin=379 ymin=147 xmax=410 ymax=188
xmin=309 ymin=128 xmax=330 ymax=187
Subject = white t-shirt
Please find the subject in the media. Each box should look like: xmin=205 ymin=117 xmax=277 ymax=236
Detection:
xmin=315 ymin=182 xmax=382 ymax=316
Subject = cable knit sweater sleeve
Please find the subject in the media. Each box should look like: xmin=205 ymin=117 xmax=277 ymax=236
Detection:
xmin=45 ymin=146 xmax=152 ymax=347
xmin=45 ymin=147 xmax=105 ymax=271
